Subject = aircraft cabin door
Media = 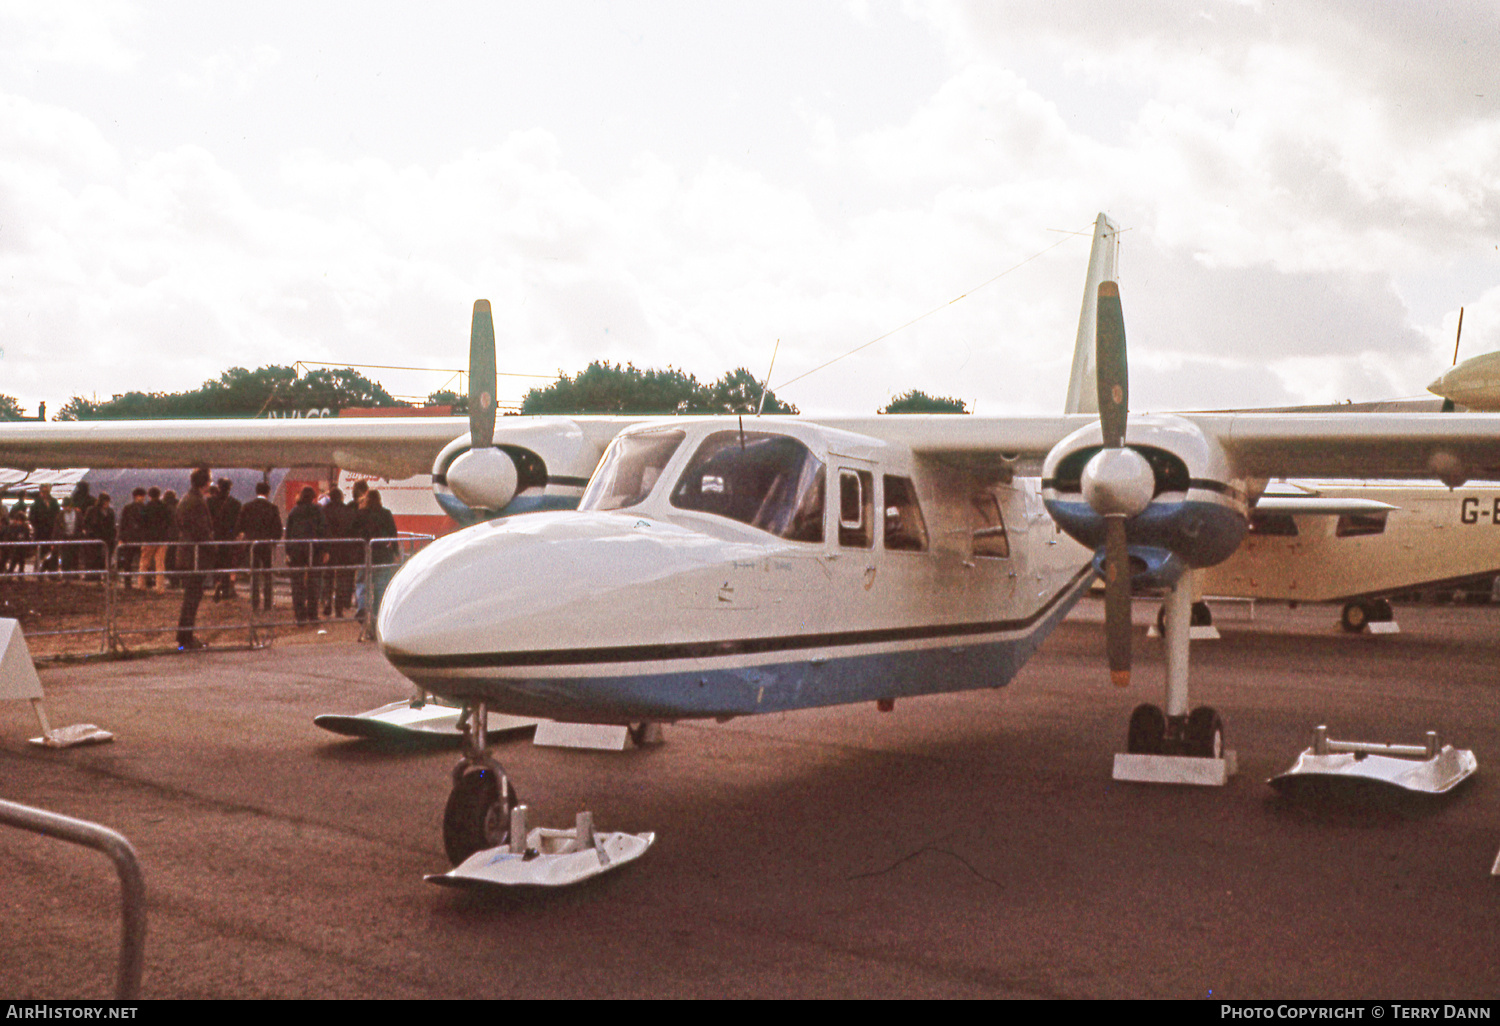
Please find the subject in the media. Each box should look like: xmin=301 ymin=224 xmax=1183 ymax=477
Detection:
xmin=826 ymin=460 xmax=881 ymax=624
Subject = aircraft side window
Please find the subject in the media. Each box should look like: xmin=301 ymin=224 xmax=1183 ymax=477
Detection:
xmin=970 ymin=493 xmax=1010 ymax=558
xmin=883 ymin=475 xmax=928 ymax=552
xmin=838 ymin=468 xmax=874 ymax=548
xmin=1335 ymin=511 xmax=1387 ymax=537
xmin=1248 ymin=511 xmax=1298 ymax=536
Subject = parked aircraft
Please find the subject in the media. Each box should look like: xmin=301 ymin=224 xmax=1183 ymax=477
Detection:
xmin=1198 ymin=479 xmax=1500 ymax=630
xmin=5 ymin=215 xmax=1500 ymax=865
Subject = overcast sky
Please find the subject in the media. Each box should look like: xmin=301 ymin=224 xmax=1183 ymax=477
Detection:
xmin=1 ymin=0 xmax=1497 ymax=419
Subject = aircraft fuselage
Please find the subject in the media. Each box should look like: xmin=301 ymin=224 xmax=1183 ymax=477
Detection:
xmin=379 ymin=418 xmax=1095 ymax=722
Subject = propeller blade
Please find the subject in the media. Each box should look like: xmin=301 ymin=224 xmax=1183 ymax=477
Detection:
xmin=1096 ymin=281 xmax=1128 ymax=450
xmin=469 ymin=300 xmax=497 ymax=450
xmin=1104 ymin=514 xmax=1132 ymax=687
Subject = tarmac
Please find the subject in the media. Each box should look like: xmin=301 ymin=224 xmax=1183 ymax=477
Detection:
xmin=2 ymin=599 xmax=1498 ymax=999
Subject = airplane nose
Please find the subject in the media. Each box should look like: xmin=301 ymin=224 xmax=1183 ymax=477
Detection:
xmin=376 ymin=511 xmax=732 ymax=660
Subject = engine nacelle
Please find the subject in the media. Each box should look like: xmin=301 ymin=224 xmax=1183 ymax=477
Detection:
xmin=430 ymin=429 xmax=583 ymax=527
xmin=446 ymin=447 xmax=518 ymax=511
xmin=1042 ymin=414 xmax=1250 ymax=583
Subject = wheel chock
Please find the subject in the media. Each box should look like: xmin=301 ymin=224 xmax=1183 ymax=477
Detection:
xmin=1112 ymin=750 xmax=1237 ymax=786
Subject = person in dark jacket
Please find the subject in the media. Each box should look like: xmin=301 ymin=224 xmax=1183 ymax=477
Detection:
xmin=117 ymin=487 xmax=147 ymax=588
xmin=284 ymin=486 xmax=326 ymax=626
xmin=28 ymin=483 xmax=60 ymax=574
xmin=236 ymin=481 xmax=284 ymax=612
xmin=175 ymin=468 xmax=214 ymax=650
xmin=3 ymin=507 xmax=32 ymax=573
xmin=321 ymin=487 xmax=358 ymax=617
xmin=208 ymin=478 xmax=243 ymax=601
xmin=82 ymin=493 xmax=117 ymax=580
xmin=353 ymin=488 xmax=400 ymax=627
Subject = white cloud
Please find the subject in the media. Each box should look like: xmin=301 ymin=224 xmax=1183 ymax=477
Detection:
xmin=0 ymin=0 xmax=140 ymax=72
xmin=173 ymin=45 xmax=281 ymax=99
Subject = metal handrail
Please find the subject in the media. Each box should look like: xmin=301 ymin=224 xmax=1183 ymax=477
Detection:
xmin=0 ymin=799 xmax=146 ymax=998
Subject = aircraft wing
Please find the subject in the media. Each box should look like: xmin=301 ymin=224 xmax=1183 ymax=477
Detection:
xmin=0 ymin=417 xmax=469 ymax=479
xmin=5 ymin=408 xmax=1500 ymax=491
xmin=1183 ymin=412 xmax=1500 ymax=483
xmin=822 ymin=414 xmax=1091 ymax=479
xmin=832 ymin=409 xmax=1500 ymax=486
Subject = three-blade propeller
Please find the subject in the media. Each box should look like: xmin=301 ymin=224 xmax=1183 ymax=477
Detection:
xmin=1095 ymin=282 xmax=1134 ymax=687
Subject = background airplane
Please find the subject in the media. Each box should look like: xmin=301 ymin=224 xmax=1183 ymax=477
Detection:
xmin=1199 ymin=478 xmax=1500 ymax=631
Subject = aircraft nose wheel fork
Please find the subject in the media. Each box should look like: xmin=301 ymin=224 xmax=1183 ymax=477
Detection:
xmin=442 ymin=702 xmax=522 ymax=865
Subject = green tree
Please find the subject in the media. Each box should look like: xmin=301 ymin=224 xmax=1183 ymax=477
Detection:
xmin=880 ymin=390 xmax=969 ymax=414
xmin=54 ymin=366 xmax=407 ymax=420
xmin=425 ymin=389 xmax=469 ymax=414
xmin=700 ymin=368 xmax=798 ymax=415
xmin=521 ymin=362 xmax=798 ymax=416
xmin=0 ymin=395 xmax=24 ymax=421
xmin=521 ymin=362 xmax=704 ymax=415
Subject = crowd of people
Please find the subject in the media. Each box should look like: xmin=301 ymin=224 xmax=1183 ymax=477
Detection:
xmin=0 ymin=471 xmax=405 ymax=650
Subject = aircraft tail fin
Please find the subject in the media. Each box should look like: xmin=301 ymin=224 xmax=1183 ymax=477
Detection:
xmin=1063 ymin=213 xmax=1121 ymax=415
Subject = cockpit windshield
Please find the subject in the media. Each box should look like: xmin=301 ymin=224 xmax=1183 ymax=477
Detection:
xmin=669 ymin=430 xmax=825 ymax=542
xmin=579 ymin=429 xmax=686 ymax=511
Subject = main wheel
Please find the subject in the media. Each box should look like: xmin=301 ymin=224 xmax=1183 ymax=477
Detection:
xmin=1185 ymin=706 xmax=1225 ymax=759
xmin=1340 ymin=601 xmax=1368 ymax=633
xmin=1127 ymin=703 xmax=1167 ymax=755
xmin=1190 ymin=601 xmax=1213 ymax=627
xmin=443 ymin=766 xmax=519 ymax=866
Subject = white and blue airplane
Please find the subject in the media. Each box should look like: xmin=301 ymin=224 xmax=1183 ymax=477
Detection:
xmin=5 ymin=214 xmax=1500 ymax=864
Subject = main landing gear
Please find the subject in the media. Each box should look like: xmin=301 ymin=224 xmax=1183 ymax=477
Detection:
xmin=1114 ymin=570 xmax=1234 ymax=785
xmin=1153 ymin=599 xmax=1214 ymax=636
xmin=1340 ymin=598 xmax=1394 ymax=633
xmin=443 ymin=701 xmax=521 ymax=865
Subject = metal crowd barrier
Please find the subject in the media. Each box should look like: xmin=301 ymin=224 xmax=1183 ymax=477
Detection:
xmin=0 ymin=534 xmax=433 ymax=658
xmin=0 ymin=538 xmax=114 ymax=652
xmin=0 ymin=799 xmax=146 ymax=999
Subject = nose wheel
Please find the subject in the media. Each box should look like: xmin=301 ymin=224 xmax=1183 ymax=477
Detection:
xmin=442 ymin=703 xmax=522 ymax=865
xmin=1126 ymin=702 xmax=1224 ymax=758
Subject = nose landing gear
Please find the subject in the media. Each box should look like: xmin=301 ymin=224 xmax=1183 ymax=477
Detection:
xmin=443 ymin=702 xmax=521 ymax=865
xmin=1114 ymin=571 xmax=1235 ymax=785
